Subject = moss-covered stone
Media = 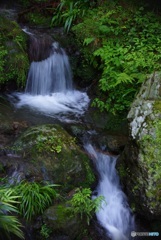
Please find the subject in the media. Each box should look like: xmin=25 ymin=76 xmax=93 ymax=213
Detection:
xmin=43 ymin=203 xmax=82 ymax=240
xmin=12 ymin=124 xmax=95 ymax=192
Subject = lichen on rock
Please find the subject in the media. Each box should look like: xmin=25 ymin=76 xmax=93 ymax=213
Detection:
xmin=118 ymin=72 xmax=161 ymax=221
xmin=127 ymin=72 xmax=161 ymax=139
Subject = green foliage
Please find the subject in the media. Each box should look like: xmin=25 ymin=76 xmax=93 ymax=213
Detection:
xmin=0 ymin=16 xmax=29 ymax=88
xmin=0 ymin=187 xmax=24 ymax=239
xmin=35 ymin=133 xmax=62 ymax=154
xmin=14 ymin=181 xmax=58 ymax=221
xmin=51 ymin=0 xmax=94 ymax=32
xmin=68 ymin=187 xmax=104 ymax=225
xmin=73 ymin=3 xmax=161 ymax=114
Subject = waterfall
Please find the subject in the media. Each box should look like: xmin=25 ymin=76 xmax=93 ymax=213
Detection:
xmin=9 ymin=34 xmax=90 ymax=120
xmin=25 ymin=42 xmax=73 ymax=95
xmin=85 ymin=144 xmax=135 ymax=240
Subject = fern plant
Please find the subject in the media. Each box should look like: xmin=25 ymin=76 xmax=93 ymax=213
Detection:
xmin=73 ymin=4 xmax=161 ymax=114
xmin=68 ymin=187 xmax=104 ymax=225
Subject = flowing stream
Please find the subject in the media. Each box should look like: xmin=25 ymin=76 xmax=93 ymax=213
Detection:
xmin=7 ymin=33 xmax=135 ymax=239
xmin=85 ymin=144 xmax=135 ymax=240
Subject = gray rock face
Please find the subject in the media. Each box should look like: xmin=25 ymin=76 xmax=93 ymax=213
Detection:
xmin=118 ymin=72 xmax=161 ymax=220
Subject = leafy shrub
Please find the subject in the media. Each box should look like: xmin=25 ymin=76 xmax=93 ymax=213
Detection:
xmin=68 ymin=187 xmax=104 ymax=225
xmin=72 ymin=3 xmax=161 ymax=114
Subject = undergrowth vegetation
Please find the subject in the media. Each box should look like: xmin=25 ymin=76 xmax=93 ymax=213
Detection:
xmin=74 ymin=5 xmax=161 ymax=114
xmin=51 ymin=0 xmax=97 ymax=32
xmin=0 ymin=16 xmax=29 ymax=88
xmin=0 ymin=182 xmax=103 ymax=238
xmin=51 ymin=0 xmax=161 ymax=114
xmin=0 ymin=181 xmax=58 ymax=238
xmin=14 ymin=181 xmax=58 ymax=221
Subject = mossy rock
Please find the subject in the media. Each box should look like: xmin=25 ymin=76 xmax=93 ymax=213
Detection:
xmin=43 ymin=203 xmax=82 ymax=240
xmin=13 ymin=124 xmax=95 ymax=192
xmin=118 ymin=72 xmax=161 ymax=221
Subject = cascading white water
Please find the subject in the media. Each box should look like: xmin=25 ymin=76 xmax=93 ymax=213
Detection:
xmin=85 ymin=144 xmax=135 ymax=240
xmin=10 ymin=39 xmax=90 ymax=120
xmin=25 ymin=42 xmax=73 ymax=95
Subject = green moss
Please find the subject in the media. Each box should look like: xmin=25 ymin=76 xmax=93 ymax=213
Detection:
xmin=54 ymin=204 xmax=70 ymax=224
xmin=13 ymin=124 xmax=63 ymax=154
xmin=154 ymin=100 xmax=161 ymax=112
xmin=139 ymin=118 xmax=161 ymax=208
xmin=44 ymin=203 xmax=82 ymax=239
xmin=13 ymin=124 xmax=95 ymax=192
xmin=118 ymin=164 xmax=127 ymax=178
xmin=75 ymin=162 xmax=94 ymax=188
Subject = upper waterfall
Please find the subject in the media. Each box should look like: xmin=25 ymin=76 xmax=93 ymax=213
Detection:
xmin=25 ymin=42 xmax=73 ymax=95
xmin=8 ymin=31 xmax=90 ymax=121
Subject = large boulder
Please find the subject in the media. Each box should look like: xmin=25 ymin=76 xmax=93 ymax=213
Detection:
xmin=43 ymin=202 xmax=109 ymax=240
xmin=1 ymin=124 xmax=95 ymax=192
xmin=43 ymin=203 xmax=81 ymax=240
xmin=118 ymin=72 xmax=161 ymax=220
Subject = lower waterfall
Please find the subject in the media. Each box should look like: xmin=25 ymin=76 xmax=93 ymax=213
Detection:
xmin=85 ymin=143 xmax=135 ymax=240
